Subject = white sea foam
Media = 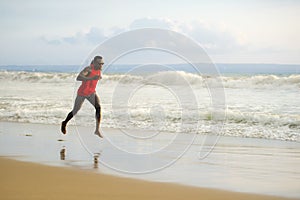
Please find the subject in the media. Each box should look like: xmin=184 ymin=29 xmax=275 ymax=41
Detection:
xmin=1 ymin=71 xmax=299 ymax=89
xmin=0 ymin=71 xmax=299 ymax=142
xmin=222 ymin=74 xmax=300 ymax=89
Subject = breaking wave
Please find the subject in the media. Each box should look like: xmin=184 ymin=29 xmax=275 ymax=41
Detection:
xmin=1 ymin=71 xmax=300 ymax=89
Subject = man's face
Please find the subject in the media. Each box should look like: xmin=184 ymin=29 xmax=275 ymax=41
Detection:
xmin=94 ymin=58 xmax=104 ymax=70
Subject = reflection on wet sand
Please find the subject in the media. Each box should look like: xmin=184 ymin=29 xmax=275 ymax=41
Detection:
xmin=59 ymin=147 xmax=101 ymax=169
xmin=94 ymin=153 xmax=100 ymax=169
xmin=60 ymin=147 xmax=66 ymax=160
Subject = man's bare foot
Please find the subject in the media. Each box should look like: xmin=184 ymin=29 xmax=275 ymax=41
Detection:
xmin=94 ymin=130 xmax=103 ymax=138
xmin=61 ymin=121 xmax=67 ymax=134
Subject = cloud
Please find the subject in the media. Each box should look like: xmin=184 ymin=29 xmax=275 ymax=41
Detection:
xmin=128 ymin=18 xmax=246 ymax=54
xmin=40 ymin=18 xmax=245 ymax=55
xmin=129 ymin=17 xmax=175 ymax=30
xmin=40 ymin=36 xmax=62 ymax=45
xmin=38 ymin=18 xmax=248 ymax=65
xmin=179 ymin=21 xmax=246 ymax=53
xmin=41 ymin=27 xmax=108 ymax=45
xmin=84 ymin=27 xmax=107 ymax=44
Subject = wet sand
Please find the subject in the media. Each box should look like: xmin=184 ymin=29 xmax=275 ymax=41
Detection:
xmin=0 ymin=157 xmax=294 ymax=200
xmin=0 ymin=122 xmax=299 ymax=199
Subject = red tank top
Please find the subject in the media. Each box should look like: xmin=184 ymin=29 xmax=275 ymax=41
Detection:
xmin=77 ymin=64 xmax=101 ymax=96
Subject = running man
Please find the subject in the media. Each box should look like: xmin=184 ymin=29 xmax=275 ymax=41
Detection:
xmin=61 ymin=56 xmax=104 ymax=138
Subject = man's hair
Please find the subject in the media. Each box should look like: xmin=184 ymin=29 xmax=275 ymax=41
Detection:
xmin=94 ymin=56 xmax=103 ymax=61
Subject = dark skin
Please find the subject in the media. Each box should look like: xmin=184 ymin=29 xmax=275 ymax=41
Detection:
xmin=76 ymin=57 xmax=104 ymax=137
xmin=61 ymin=57 xmax=104 ymax=138
xmin=76 ymin=58 xmax=103 ymax=81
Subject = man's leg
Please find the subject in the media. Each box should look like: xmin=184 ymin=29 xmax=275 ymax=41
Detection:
xmin=87 ymin=93 xmax=102 ymax=138
xmin=61 ymin=95 xmax=85 ymax=134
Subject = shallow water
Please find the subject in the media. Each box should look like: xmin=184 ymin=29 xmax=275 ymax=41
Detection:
xmin=0 ymin=122 xmax=299 ymax=198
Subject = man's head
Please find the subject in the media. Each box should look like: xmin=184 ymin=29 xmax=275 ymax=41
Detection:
xmin=93 ymin=56 xmax=104 ymax=70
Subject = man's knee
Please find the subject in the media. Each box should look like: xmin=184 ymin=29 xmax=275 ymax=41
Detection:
xmin=72 ymin=108 xmax=80 ymax=116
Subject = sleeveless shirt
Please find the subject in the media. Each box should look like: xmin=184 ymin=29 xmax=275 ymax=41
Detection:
xmin=77 ymin=64 xmax=101 ymax=96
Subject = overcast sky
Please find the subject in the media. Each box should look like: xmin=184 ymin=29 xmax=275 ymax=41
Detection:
xmin=0 ymin=0 xmax=299 ymax=65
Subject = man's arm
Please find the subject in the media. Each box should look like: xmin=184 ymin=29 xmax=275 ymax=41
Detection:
xmin=76 ymin=66 xmax=100 ymax=81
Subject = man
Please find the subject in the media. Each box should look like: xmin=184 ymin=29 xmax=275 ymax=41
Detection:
xmin=61 ymin=56 xmax=104 ymax=138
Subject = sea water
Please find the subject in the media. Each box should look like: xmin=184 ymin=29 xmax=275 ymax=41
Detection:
xmin=0 ymin=65 xmax=299 ymax=142
xmin=1 ymin=65 xmax=300 ymax=198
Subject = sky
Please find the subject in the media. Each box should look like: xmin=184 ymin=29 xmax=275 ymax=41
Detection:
xmin=0 ymin=0 xmax=299 ymax=65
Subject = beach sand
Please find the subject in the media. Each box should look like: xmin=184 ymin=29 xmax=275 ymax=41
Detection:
xmin=0 ymin=157 xmax=294 ymax=200
xmin=0 ymin=122 xmax=299 ymax=199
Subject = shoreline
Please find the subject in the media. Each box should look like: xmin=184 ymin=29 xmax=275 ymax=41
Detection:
xmin=0 ymin=157 xmax=294 ymax=200
xmin=0 ymin=121 xmax=299 ymax=198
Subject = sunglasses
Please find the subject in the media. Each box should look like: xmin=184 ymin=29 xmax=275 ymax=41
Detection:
xmin=95 ymin=62 xmax=104 ymax=65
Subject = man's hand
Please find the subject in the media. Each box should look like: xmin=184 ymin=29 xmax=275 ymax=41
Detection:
xmin=76 ymin=66 xmax=102 ymax=81
xmin=91 ymin=75 xmax=100 ymax=80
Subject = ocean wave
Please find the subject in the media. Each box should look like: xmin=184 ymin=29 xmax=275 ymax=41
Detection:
xmin=0 ymin=71 xmax=76 ymax=83
xmin=224 ymin=109 xmax=300 ymax=129
xmin=0 ymin=95 xmax=299 ymax=141
xmin=1 ymin=70 xmax=299 ymax=142
xmin=1 ymin=71 xmax=299 ymax=89
xmin=222 ymin=74 xmax=300 ymax=89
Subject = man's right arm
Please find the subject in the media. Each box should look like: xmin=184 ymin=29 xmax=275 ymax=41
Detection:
xmin=76 ymin=67 xmax=99 ymax=81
